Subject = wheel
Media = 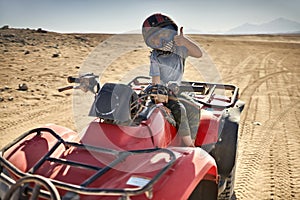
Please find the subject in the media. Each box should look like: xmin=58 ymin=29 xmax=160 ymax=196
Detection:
xmin=218 ymin=164 xmax=236 ymax=200
xmin=3 ymin=175 xmax=60 ymax=200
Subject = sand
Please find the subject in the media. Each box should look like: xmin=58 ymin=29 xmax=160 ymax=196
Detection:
xmin=0 ymin=28 xmax=299 ymax=199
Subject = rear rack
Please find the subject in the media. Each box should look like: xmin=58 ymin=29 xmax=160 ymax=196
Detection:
xmin=180 ymin=81 xmax=240 ymax=109
xmin=0 ymin=128 xmax=176 ymax=199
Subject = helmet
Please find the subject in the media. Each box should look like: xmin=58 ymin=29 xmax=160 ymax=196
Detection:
xmin=142 ymin=13 xmax=178 ymax=49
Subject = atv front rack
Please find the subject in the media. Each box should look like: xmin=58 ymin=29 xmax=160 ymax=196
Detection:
xmin=0 ymin=128 xmax=176 ymax=199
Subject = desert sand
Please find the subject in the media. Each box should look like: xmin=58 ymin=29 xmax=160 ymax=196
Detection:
xmin=0 ymin=27 xmax=299 ymax=199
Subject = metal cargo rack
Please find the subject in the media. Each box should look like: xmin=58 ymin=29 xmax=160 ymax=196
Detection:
xmin=0 ymin=127 xmax=176 ymax=199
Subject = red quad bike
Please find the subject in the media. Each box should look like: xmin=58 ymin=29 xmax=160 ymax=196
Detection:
xmin=0 ymin=73 xmax=244 ymax=200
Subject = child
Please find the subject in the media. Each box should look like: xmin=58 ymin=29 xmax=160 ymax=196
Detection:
xmin=142 ymin=13 xmax=202 ymax=147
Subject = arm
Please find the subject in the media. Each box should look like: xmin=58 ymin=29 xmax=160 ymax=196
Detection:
xmin=182 ymin=135 xmax=195 ymax=147
xmin=174 ymin=27 xmax=202 ymax=58
xmin=152 ymin=76 xmax=160 ymax=85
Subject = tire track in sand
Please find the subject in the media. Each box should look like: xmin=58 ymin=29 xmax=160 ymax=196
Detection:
xmin=0 ymin=99 xmax=74 ymax=148
xmin=235 ymin=51 xmax=299 ymax=199
xmin=263 ymin=101 xmax=300 ymax=199
xmin=237 ymin=100 xmax=300 ymax=199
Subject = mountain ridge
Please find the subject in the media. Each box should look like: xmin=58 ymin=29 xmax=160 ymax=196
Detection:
xmin=226 ymin=17 xmax=300 ymax=34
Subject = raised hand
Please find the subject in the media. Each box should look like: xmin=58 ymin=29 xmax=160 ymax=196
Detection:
xmin=174 ymin=27 xmax=187 ymax=47
xmin=174 ymin=26 xmax=202 ymax=58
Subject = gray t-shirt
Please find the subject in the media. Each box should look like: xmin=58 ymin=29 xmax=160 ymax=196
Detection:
xmin=149 ymin=46 xmax=188 ymax=84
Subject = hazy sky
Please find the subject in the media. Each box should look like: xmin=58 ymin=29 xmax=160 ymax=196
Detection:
xmin=0 ymin=0 xmax=299 ymax=33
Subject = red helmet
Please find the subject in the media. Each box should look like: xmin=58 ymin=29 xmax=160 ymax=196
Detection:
xmin=142 ymin=13 xmax=178 ymax=49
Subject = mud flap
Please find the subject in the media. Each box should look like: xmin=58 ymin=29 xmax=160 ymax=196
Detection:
xmin=211 ymin=101 xmax=244 ymax=178
xmin=188 ymin=180 xmax=218 ymax=200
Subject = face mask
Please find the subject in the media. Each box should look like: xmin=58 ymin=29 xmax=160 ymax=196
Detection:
xmin=147 ymin=27 xmax=177 ymax=50
xmin=158 ymin=40 xmax=175 ymax=52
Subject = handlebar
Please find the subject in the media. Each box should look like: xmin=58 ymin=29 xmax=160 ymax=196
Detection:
xmin=58 ymin=74 xmax=240 ymax=109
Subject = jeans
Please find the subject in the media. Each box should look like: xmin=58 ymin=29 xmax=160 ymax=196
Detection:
xmin=165 ymin=93 xmax=201 ymax=139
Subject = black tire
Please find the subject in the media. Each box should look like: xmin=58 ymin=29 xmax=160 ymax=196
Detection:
xmin=189 ymin=180 xmax=218 ymax=200
xmin=218 ymin=164 xmax=236 ymax=200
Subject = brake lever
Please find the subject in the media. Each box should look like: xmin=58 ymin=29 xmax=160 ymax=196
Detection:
xmin=58 ymin=86 xmax=74 ymax=92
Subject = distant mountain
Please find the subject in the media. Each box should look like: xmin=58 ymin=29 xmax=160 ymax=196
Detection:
xmin=226 ymin=18 xmax=300 ymax=34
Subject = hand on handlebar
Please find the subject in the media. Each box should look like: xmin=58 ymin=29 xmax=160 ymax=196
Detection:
xmin=143 ymin=84 xmax=169 ymax=104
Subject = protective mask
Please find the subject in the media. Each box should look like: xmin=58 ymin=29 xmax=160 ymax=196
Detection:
xmin=158 ymin=40 xmax=175 ymax=52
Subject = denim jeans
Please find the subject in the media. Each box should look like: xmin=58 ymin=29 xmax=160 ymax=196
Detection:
xmin=165 ymin=93 xmax=201 ymax=139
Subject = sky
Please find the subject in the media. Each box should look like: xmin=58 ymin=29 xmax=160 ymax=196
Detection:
xmin=0 ymin=0 xmax=299 ymax=33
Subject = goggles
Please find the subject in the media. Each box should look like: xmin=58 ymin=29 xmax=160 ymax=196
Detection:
xmin=146 ymin=26 xmax=177 ymax=49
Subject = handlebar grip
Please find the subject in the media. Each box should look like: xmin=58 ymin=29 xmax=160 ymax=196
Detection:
xmin=58 ymin=86 xmax=74 ymax=92
xmin=67 ymin=76 xmax=80 ymax=83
